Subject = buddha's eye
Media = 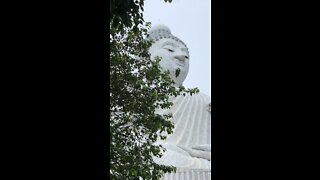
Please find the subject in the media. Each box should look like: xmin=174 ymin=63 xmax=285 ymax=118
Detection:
xmin=163 ymin=45 xmax=174 ymax=52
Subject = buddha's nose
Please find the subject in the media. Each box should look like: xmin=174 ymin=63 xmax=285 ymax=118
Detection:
xmin=174 ymin=53 xmax=189 ymax=62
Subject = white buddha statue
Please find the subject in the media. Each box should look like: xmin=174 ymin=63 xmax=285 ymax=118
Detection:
xmin=148 ymin=25 xmax=211 ymax=178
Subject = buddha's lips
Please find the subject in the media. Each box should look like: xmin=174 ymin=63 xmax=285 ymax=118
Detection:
xmin=176 ymin=62 xmax=185 ymax=67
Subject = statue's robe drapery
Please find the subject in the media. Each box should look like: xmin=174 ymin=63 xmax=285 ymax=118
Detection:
xmin=154 ymin=92 xmax=211 ymax=169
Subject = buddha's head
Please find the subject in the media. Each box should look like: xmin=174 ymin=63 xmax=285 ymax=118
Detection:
xmin=148 ymin=25 xmax=189 ymax=87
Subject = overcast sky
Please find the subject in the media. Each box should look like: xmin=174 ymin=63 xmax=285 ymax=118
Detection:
xmin=144 ymin=0 xmax=211 ymax=96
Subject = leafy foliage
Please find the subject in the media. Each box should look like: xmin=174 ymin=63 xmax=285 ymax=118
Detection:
xmin=110 ymin=0 xmax=199 ymax=179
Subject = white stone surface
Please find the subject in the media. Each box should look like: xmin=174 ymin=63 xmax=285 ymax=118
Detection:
xmin=149 ymin=25 xmax=211 ymax=179
xmin=154 ymin=93 xmax=211 ymax=169
xmin=162 ymin=169 xmax=211 ymax=180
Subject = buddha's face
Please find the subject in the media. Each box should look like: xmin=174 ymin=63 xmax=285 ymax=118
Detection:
xmin=149 ymin=38 xmax=189 ymax=87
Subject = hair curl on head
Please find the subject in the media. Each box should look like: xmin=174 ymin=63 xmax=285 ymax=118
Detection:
xmin=148 ymin=24 xmax=188 ymax=50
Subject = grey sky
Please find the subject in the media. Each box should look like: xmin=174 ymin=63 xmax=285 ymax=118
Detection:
xmin=144 ymin=0 xmax=211 ymax=96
